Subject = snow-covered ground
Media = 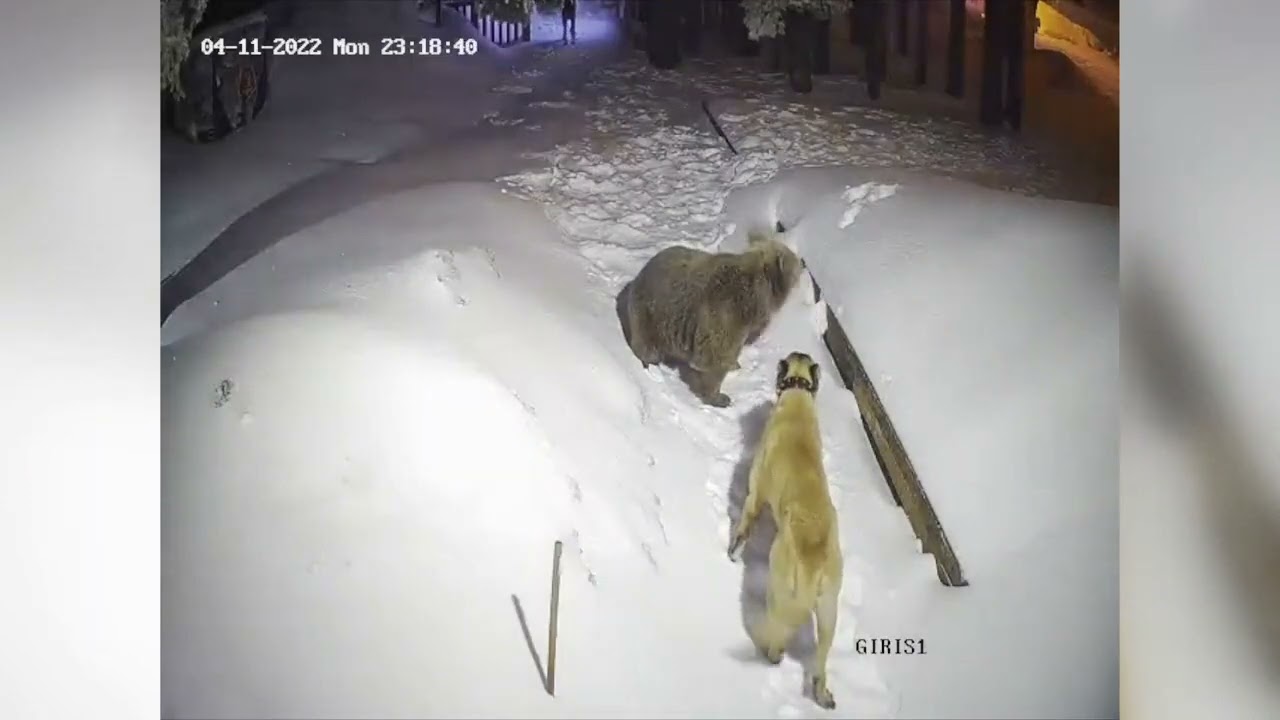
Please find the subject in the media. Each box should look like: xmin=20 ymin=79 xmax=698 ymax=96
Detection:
xmin=163 ymin=180 xmax=901 ymax=719
xmin=162 ymin=17 xmax=1117 ymax=718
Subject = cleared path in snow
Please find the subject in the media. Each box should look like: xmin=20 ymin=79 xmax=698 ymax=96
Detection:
xmin=161 ymin=0 xmax=627 ymax=324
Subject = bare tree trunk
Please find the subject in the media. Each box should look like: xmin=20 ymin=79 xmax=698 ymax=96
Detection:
xmin=980 ymin=0 xmax=1006 ymax=125
xmin=849 ymin=1 xmax=862 ymax=47
xmin=647 ymin=0 xmax=683 ymax=68
xmin=866 ymin=0 xmax=888 ymax=100
xmin=785 ymin=9 xmax=816 ymax=93
xmin=815 ymin=17 xmax=831 ymax=74
xmin=724 ymin=0 xmax=754 ymax=56
xmin=945 ymin=0 xmax=964 ymax=97
xmin=1004 ymin=0 xmax=1026 ymax=130
xmin=894 ymin=0 xmax=910 ymax=56
xmin=759 ymin=35 xmax=782 ymax=72
xmin=913 ymin=0 xmax=927 ymax=86
xmin=681 ymin=0 xmax=702 ymax=56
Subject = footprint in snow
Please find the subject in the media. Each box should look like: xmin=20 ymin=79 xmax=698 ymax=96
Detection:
xmin=212 ymin=379 xmax=234 ymax=408
xmin=511 ymin=391 xmax=535 ymax=415
xmin=568 ymin=529 xmax=599 ymax=587
xmin=433 ymin=250 xmax=467 ymax=305
xmin=434 ymin=249 xmax=460 ymax=280
xmin=640 ymin=541 xmax=659 ymax=570
xmin=482 ymin=248 xmax=501 ymax=277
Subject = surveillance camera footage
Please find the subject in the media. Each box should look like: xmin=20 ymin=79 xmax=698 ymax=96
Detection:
xmin=7 ymin=1 xmax=1278 ymax=719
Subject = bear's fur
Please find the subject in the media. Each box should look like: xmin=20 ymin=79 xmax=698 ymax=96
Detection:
xmin=615 ymin=227 xmax=802 ymax=407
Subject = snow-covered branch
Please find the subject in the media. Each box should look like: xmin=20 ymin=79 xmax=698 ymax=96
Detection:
xmin=742 ymin=0 xmax=851 ymax=40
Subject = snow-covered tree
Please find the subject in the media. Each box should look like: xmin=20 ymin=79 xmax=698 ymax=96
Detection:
xmin=161 ymin=0 xmax=209 ymax=98
xmin=742 ymin=0 xmax=850 ymax=40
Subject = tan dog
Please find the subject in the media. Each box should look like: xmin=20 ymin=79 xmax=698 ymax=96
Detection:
xmin=728 ymin=351 xmax=843 ymax=710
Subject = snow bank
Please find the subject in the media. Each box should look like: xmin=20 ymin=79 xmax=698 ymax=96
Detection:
xmin=162 ymin=183 xmax=653 ymax=717
xmin=163 ymin=182 xmax=899 ymax=718
xmin=163 ymin=311 xmax=584 ymax=717
xmin=728 ymin=167 xmax=1119 ymax=718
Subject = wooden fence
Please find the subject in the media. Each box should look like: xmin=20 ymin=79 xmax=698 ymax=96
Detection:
xmin=435 ymin=0 xmax=531 ymax=48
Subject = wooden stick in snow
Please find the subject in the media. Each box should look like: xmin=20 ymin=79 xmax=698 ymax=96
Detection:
xmin=701 ymin=99 xmax=739 ymax=155
xmin=546 ymin=540 xmax=564 ymax=696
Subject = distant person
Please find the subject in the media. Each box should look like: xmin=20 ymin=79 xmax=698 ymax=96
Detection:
xmin=562 ymin=0 xmax=577 ymax=45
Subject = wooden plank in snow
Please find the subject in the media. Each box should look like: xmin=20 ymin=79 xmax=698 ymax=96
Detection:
xmin=811 ymin=275 xmax=969 ymax=587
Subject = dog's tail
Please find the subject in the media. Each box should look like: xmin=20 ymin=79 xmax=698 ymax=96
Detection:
xmin=788 ymin=551 xmax=831 ymax=601
xmin=784 ymin=513 xmax=832 ymax=599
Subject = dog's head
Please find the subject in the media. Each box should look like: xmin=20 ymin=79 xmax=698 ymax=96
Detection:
xmin=776 ymin=351 xmax=820 ymax=396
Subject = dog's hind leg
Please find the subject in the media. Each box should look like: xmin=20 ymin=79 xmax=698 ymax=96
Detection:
xmin=748 ymin=612 xmax=795 ymax=665
xmin=809 ymin=584 xmax=840 ymax=709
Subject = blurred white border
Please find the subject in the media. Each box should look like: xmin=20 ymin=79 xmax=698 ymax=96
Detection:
xmin=3 ymin=0 xmax=1280 ymax=717
xmin=0 ymin=0 xmax=159 ymax=718
xmin=1122 ymin=0 xmax=1280 ymax=718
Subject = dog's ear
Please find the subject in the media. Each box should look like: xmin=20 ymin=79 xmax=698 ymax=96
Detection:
xmin=776 ymin=358 xmax=789 ymax=388
xmin=810 ymin=362 xmax=821 ymax=393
